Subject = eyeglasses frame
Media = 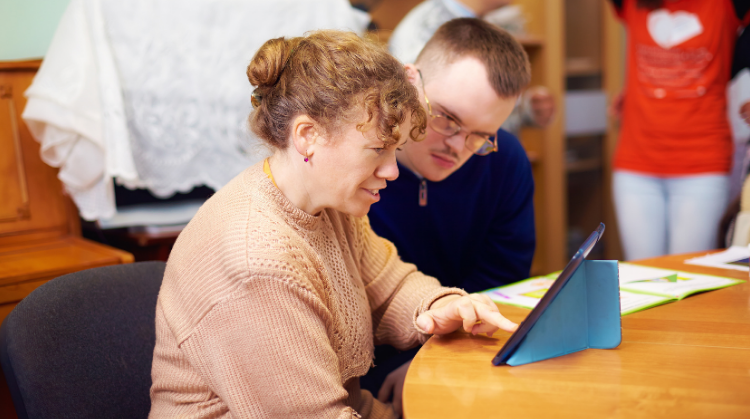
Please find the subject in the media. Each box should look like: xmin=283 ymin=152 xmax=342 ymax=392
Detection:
xmin=417 ymin=69 xmax=498 ymax=156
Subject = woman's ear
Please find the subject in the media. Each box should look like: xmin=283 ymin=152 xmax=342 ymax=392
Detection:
xmin=290 ymin=115 xmax=319 ymax=160
xmin=404 ymin=64 xmax=420 ymax=86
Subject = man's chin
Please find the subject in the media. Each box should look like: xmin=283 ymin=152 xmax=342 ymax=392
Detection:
xmin=422 ymin=168 xmax=453 ymax=182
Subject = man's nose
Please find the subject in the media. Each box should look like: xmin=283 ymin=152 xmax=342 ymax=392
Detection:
xmin=444 ymin=133 xmax=465 ymax=154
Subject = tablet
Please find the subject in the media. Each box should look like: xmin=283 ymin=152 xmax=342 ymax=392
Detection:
xmin=491 ymin=222 xmax=605 ymax=366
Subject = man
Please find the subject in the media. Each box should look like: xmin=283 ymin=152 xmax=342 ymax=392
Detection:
xmin=362 ymin=18 xmax=535 ymax=414
xmin=373 ymin=17 xmax=534 ymax=295
xmin=389 ymin=0 xmax=554 ymax=135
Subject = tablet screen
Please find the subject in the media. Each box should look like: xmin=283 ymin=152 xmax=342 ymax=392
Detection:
xmin=491 ymin=223 xmax=605 ymax=366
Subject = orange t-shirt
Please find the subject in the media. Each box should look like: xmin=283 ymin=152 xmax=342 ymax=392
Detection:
xmin=614 ymin=0 xmax=741 ymax=175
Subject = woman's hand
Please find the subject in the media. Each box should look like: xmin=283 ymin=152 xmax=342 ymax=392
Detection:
xmin=377 ymin=360 xmax=411 ymax=417
xmin=416 ymin=294 xmax=518 ymax=337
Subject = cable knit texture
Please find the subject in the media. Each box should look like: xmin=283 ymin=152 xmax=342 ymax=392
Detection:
xmin=149 ymin=162 xmax=465 ymax=418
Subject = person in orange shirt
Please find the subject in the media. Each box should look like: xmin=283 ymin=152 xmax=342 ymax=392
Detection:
xmin=608 ymin=0 xmax=750 ymax=260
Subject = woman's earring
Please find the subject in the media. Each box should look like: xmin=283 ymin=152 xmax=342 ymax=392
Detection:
xmin=304 ymin=151 xmax=309 ymax=163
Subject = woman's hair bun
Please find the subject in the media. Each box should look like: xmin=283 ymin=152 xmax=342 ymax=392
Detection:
xmin=246 ymin=30 xmax=426 ymax=151
xmin=247 ymin=37 xmax=296 ymax=88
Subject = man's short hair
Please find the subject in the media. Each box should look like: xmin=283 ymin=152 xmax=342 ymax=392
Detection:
xmin=416 ymin=18 xmax=531 ymax=98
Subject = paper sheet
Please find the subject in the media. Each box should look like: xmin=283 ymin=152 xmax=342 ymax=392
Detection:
xmin=684 ymin=246 xmax=750 ymax=272
xmin=483 ymin=262 xmax=744 ymax=315
xmin=617 ymin=263 xmax=743 ymax=299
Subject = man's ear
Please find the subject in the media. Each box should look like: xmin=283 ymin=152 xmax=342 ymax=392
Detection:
xmin=404 ymin=64 xmax=420 ymax=86
xmin=290 ymin=114 xmax=319 ymax=159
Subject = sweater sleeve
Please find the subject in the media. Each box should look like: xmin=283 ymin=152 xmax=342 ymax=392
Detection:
xmin=355 ymin=216 xmax=467 ymax=349
xmin=177 ymin=275 xmax=395 ymax=419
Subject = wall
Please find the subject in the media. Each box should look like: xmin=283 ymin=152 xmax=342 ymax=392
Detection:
xmin=0 ymin=0 xmax=71 ymax=60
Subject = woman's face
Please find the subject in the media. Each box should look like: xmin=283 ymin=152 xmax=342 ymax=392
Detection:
xmin=307 ymin=118 xmax=407 ymax=218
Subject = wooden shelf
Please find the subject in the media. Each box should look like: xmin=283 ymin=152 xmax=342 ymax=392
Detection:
xmin=0 ymin=58 xmax=42 ymax=71
xmin=566 ymin=157 xmax=602 ymax=173
xmin=516 ymin=34 xmax=544 ymax=48
xmin=565 ymin=58 xmax=602 ymax=76
xmin=526 ymin=150 xmax=540 ymax=164
xmin=0 ymin=237 xmax=133 ymax=302
xmin=563 ymin=0 xmax=626 ymax=261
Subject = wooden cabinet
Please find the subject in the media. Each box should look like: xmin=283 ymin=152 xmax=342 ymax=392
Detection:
xmin=513 ymin=0 xmax=567 ymax=274
xmin=1 ymin=58 xmax=134 ymax=419
xmin=564 ymin=0 xmax=625 ymax=261
xmin=369 ymin=0 xmax=567 ymax=274
xmin=0 ymin=60 xmax=133 ymax=321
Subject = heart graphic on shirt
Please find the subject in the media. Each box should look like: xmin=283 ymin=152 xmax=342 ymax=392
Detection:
xmin=647 ymin=9 xmax=703 ymax=49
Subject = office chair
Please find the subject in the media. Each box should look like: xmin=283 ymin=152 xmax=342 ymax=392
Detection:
xmin=0 ymin=261 xmax=165 ymax=419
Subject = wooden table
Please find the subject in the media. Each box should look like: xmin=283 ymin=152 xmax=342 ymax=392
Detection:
xmin=403 ymin=252 xmax=750 ymax=418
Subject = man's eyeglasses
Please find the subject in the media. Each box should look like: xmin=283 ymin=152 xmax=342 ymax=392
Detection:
xmin=417 ymin=69 xmax=498 ymax=156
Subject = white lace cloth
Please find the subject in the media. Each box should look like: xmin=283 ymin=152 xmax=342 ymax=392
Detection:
xmin=22 ymin=0 xmax=369 ymax=221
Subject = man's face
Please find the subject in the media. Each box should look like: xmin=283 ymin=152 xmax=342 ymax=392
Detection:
xmin=397 ymin=58 xmax=517 ymax=182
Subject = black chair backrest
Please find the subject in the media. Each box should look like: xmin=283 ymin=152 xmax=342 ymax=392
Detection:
xmin=0 ymin=261 xmax=165 ymax=419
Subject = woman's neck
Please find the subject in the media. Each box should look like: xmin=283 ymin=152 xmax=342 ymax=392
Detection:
xmin=267 ymin=153 xmax=321 ymax=216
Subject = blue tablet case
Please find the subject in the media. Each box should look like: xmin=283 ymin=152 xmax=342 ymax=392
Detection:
xmin=506 ymin=259 xmax=621 ymax=366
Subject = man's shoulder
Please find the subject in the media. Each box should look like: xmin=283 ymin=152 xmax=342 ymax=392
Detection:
xmin=448 ymin=130 xmax=533 ymax=201
xmin=494 ymin=129 xmax=528 ymax=155
xmin=471 ymin=129 xmax=531 ymax=173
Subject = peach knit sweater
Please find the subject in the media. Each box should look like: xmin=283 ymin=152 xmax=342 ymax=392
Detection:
xmin=149 ymin=163 xmax=465 ymax=418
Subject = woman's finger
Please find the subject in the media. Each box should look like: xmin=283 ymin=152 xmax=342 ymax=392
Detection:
xmin=470 ymin=321 xmax=499 ymax=336
xmin=455 ymin=297 xmax=478 ymax=332
xmin=416 ymin=312 xmax=435 ymax=334
xmin=469 ymin=293 xmax=498 ymax=311
xmin=468 ymin=301 xmax=515 ymax=336
xmin=475 ymin=303 xmax=518 ymax=333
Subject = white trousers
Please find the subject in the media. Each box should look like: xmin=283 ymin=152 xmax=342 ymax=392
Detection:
xmin=613 ymin=170 xmax=730 ymax=261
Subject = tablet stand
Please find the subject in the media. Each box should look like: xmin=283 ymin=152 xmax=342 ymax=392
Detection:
xmin=506 ymin=259 xmax=621 ymax=366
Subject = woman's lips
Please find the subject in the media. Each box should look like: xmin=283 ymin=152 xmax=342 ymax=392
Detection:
xmin=361 ymin=187 xmax=383 ymax=202
xmin=430 ymin=153 xmax=456 ymax=169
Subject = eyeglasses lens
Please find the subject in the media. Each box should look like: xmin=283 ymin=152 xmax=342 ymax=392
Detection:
xmin=429 ymin=115 xmax=460 ymax=137
xmin=469 ymin=134 xmax=496 ymax=155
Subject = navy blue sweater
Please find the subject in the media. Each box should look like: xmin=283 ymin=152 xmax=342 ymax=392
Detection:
xmin=369 ymin=129 xmax=536 ymax=294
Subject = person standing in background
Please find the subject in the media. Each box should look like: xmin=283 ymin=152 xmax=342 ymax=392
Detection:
xmin=608 ymin=0 xmax=750 ymax=260
xmin=728 ymin=24 xmax=750 ymax=202
xmin=719 ymin=23 xmax=750 ymax=246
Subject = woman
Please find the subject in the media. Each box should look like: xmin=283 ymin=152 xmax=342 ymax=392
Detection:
xmin=149 ymin=30 xmax=517 ymax=418
xmin=608 ymin=0 xmax=750 ymax=260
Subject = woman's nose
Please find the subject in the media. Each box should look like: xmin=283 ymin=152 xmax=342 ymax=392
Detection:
xmin=377 ymin=154 xmax=400 ymax=181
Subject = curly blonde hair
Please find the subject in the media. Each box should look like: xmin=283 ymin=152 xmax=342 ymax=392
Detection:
xmin=247 ymin=30 xmax=426 ymax=149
